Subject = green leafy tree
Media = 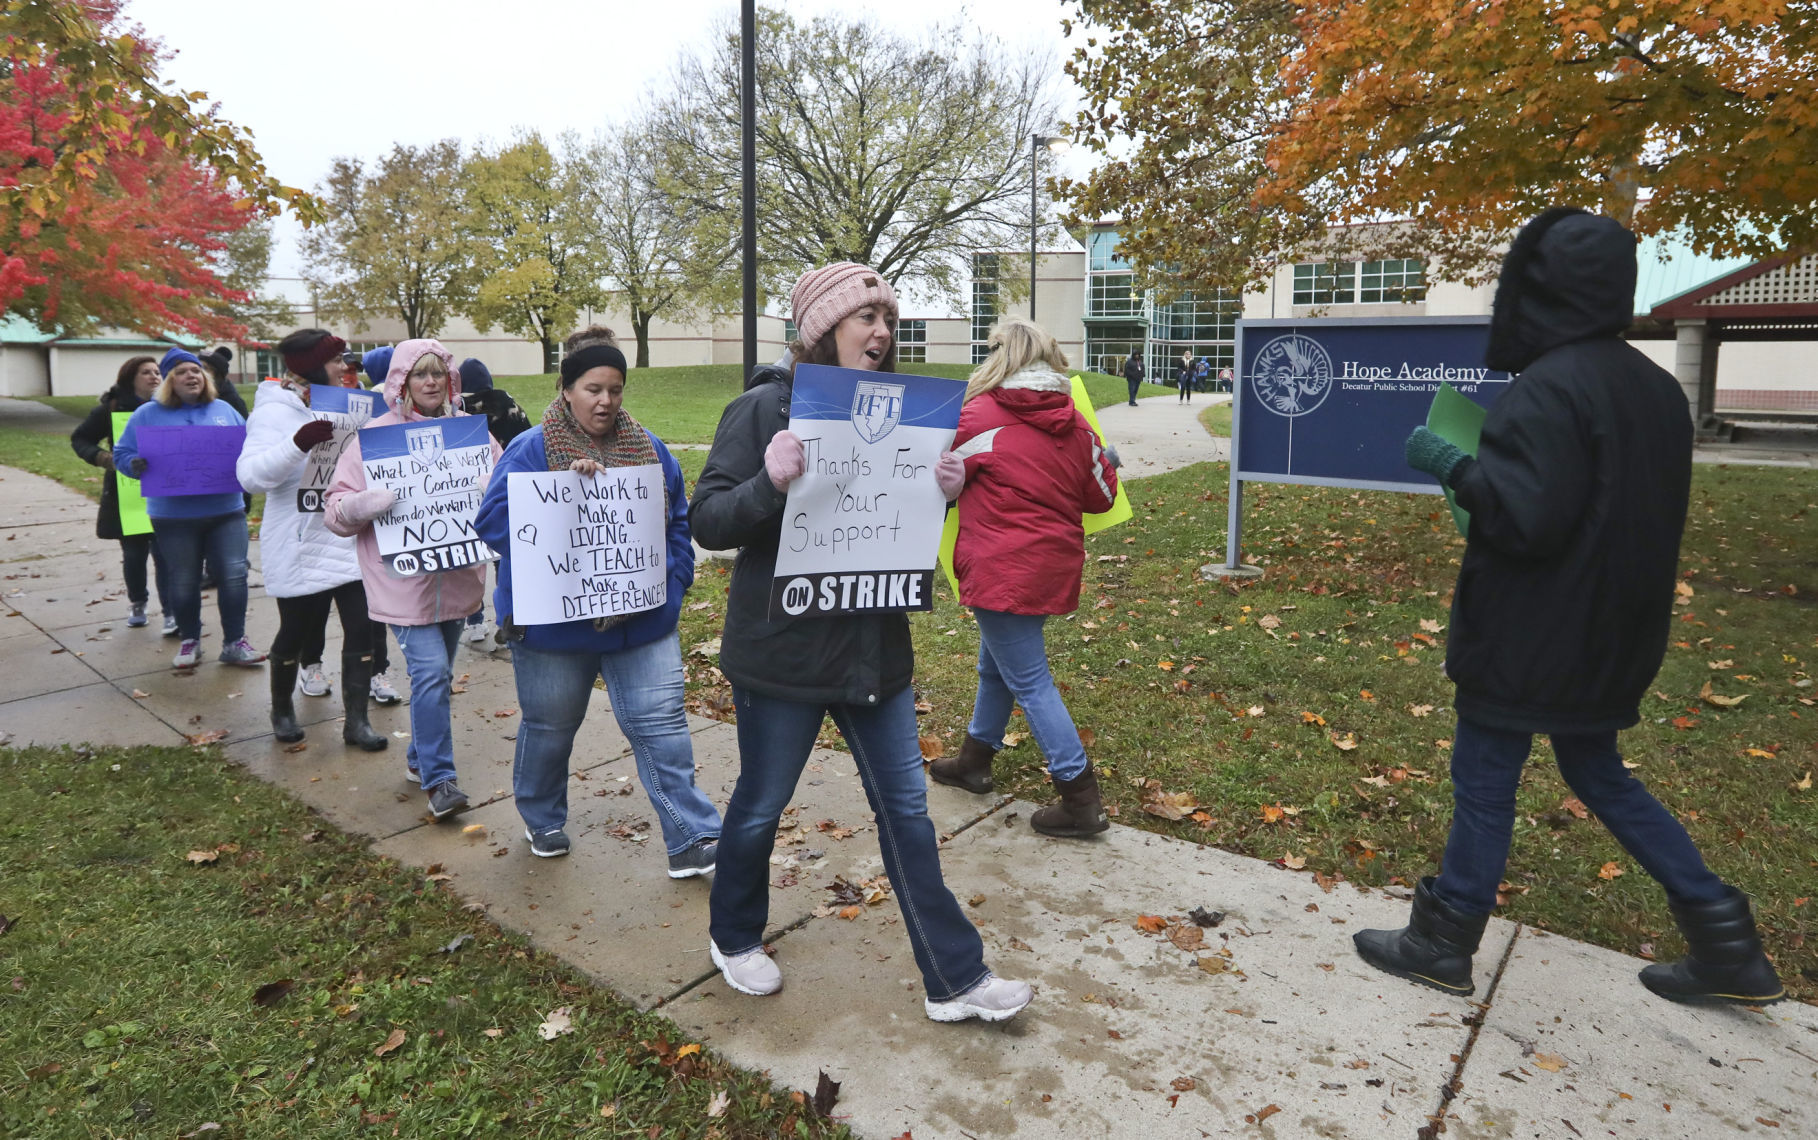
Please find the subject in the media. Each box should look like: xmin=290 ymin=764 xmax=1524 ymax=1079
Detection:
xmin=462 ymin=132 xmax=604 ymax=373
xmin=301 ymin=140 xmax=473 ymax=338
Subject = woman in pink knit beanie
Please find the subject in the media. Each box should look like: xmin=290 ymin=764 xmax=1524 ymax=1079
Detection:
xmin=688 ymin=262 xmax=1031 ymax=1024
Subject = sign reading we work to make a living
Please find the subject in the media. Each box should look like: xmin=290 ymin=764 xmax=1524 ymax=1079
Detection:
xmin=1220 ymin=317 xmax=1511 ymax=572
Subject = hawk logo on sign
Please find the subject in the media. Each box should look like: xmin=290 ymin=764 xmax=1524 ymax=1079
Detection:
xmin=405 ymin=425 xmax=443 ymax=470
xmin=851 ymin=381 xmax=905 ymax=444
xmin=1252 ymin=334 xmax=1334 ymax=418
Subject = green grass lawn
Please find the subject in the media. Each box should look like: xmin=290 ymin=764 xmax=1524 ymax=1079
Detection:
xmin=1197 ymin=401 xmax=1233 ymax=437
xmin=0 ymin=743 xmax=851 ymax=1139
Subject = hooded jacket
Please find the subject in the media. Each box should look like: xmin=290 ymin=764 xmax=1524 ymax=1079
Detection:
xmin=1444 ymin=210 xmax=1691 ymax=734
xmin=952 ymin=367 xmax=1119 ymax=615
xmin=689 ymin=364 xmax=913 ymax=705
xmin=235 ymin=381 xmax=363 ymax=598
xmin=324 ymin=339 xmax=500 ymax=626
xmin=70 ymin=381 xmax=152 ymax=540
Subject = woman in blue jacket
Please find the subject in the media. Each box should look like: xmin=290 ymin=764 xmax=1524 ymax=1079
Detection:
xmin=473 ymin=328 xmax=721 ymax=868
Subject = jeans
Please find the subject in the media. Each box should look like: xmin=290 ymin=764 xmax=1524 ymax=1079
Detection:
xmin=393 ymin=619 xmax=464 ymax=790
xmin=1433 ymin=717 xmax=1728 ymax=915
xmin=119 ymin=533 xmax=171 ymax=613
xmin=710 ymin=685 xmax=988 ymax=1001
xmin=271 ymin=581 xmax=372 ymax=664
xmin=1126 ymin=378 xmax=1140 ymax=405
xmin=152 ymin=512 xmax=249 ymax=642
xmin=967 ymin=608 xmax=1088 ymax=780
xmin=509 ymin=634 xmax=720 ymax=851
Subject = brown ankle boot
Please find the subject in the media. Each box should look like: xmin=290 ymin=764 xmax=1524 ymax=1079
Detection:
xmin=928 ymin=734 xmax=997 ymax=794
xmin=1030 ymin=766 xmax=1110 ymax=837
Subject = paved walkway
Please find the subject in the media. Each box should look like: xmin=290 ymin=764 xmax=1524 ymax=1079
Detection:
xmin=2 ymin=427 xmax=1813 ymax=1137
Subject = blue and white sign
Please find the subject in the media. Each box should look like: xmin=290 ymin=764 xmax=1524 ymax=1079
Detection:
xmin=1220 ymin=317 xmax=1511 ymax=572
xmin=295 ymin=384 xmax=386 ymax=512
xmin=771 ymin=364 xmax=964 ymax=617
xmin=359 ymin=416 xmax=497 ymax=577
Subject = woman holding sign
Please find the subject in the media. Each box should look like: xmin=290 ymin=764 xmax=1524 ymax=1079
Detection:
xmin=474 ymin=327 xmax=721 ymax=865
xmin=691 ymin=261 xmax=1031 ymax=1023
xmin=932 ymin=319 xmax=1119 ymax=837
xmin=69 ymin=356 xmax=172 ymax=632
xmin=236 ymin=329 xmax=387 ymax=752
xmin=113 ymin=350 xmax=263 ymax=671
xmin=326 ymin=340 xmax=499 ymax=821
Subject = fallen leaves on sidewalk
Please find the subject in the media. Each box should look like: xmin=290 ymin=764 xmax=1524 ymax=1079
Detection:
xmin=810 ymin=1070 xmax=840 ymax=1118
xmin=1530 ymin=1052 xmax=1566 ymax=1072
xmin=184 ymin=729 xmax=227 ymax=746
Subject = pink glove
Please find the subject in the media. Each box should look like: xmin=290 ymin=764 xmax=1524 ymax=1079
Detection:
xmin=935 ymin=451 xmax=965 ymax=501
xmin=764 ymin=430 xmax=806 ymax=491
xmin=336 ymin=486 xmax=396 ymax=526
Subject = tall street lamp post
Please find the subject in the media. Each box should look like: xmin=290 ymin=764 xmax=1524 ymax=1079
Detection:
xmin=741 ymin=0 xmax=758 ymax=376
xmin=1030 ymin=134 xmax=1068 ymax=321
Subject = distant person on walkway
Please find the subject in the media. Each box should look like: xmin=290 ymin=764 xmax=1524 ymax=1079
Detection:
xmin=456 ymin=354 xmax=530 ymax=647
xmin=236 ymin=329 xmax=386 ymax=752
xmin=1355 ymin=208 xmax=1784 ymax=1006
xmin=356 ymin=344 xmax=403 ymax=707
xmin=327 ymin=340 xmax=499 ymax=821
xmin=474 ymin=327 xmax=721 ymax=865
xmin=691 ymin=260 xmax=1033 ymax=1023
xmin=113 ymin=349 xmax=265 ymax=671
xmin=931 ymin=318 xmax=1119 ymax=838
xmin=200 ymin=346 xmax=249 ymax=417
xmin=1174 ymin=349 xmax=1193 ymax=402
xmin=69 ymin=356 xmax=172 ymax=633
xmin=1121 ymin=352 xmax=1144 ymax=406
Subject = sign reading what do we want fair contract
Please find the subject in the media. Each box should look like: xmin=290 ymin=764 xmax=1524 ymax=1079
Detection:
xmin=359 ymin=417 xmax=498 ymax=577
xmin=1221 ymin=316 xmax=1511 ymax=573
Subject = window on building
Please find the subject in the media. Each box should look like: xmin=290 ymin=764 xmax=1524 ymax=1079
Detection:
xmin=1359 ymin=258 xmax=1427 ymax=302
xmin=971 ymin=254 xmax=1000 ymax=363
xmin=1292 ymin=262 xmax=1356 ymax=306
xmin=896 ymin=319 xmax=927 ymax=364
xmin=1084 ymin=325 xmax=1147 ymax=378
xmin=1293 ymin=259 xmax=1427 ymax=305
xmin=783 ymin=319 xmax=797 ymax=345
xmin=252 ymin=349 xmax=285 ymax=380
xmin=1087 ymin=274 xmax=1142 ymax=318
xmin=1087 ymin=229 xmax=1130 ymax=273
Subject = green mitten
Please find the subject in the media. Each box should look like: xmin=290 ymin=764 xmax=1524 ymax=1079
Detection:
xmin=1405 ymin=426 xmax=1469 ymax=485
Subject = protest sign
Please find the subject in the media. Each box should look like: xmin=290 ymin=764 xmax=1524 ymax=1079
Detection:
xmin=359 ymin=417 xmax=496 ymax=577
xmin=137 ymin=424 xmax=246 ymax=497
xmin=110 ymin=411 xmax=152 ymax=535
xmin=505 ymin=465 xmax=667 ymax=625
xmin=771 ymin=364 xmax=964 ymax=618
xmin=295 ymin=385 xmax=386 ymax=513
xmin=1426 ymin=381 xmax=1486 ymax=538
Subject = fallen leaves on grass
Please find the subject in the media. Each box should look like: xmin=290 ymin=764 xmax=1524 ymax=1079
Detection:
xmin=1279 ymin=853 xmax=1307 ymax=870
xmin=1077 ymin=726 xmax=1096 ymax=748
xmin=1139 ymin=780 xmax=1199 ymax=820
xmin=185 ymin=849 xmax=218 ymax=865
xmin=1300 ymin=710 xmax=1326 ymax=726
xmin=1419 ymin=618 xmax=1444 ymax=634
xmin=373 ymin=1028 xmax=407 ymax=1057
xmin=706 ymin=1089 xmax=731 ymax=1118
xmin=1329 ymin=731 xmax=1358 ymax=751
xmin=1560 ymin=796 xmax=1589 ymax=820
xmin=1796 ymin=772 xmax=1812 ymax=792
xmin=538 ymin=1007 xmax=574 ymax=1040
xmin=810 ymin=1071 xmax=841 ymax=1119
xmin=250 ymin=979 xmax=294 ymax=1007
xmin=1597 ymin=861 xmax=1624 ymax=881
xmin=1408 ymin=703 xmax=1434 ymax=718
xmin=917 ymin=734 xmax=944 ymax=760
xmin=1699 ymin=679 xmax=1749 ymax=708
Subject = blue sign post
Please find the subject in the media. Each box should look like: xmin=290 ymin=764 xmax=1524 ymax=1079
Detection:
xmin=1219 ymin=316 xmax=1511 ymax=575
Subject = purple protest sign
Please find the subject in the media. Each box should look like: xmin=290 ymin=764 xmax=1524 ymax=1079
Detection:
xmin=137 ymin=424 xmax=247 ymax=496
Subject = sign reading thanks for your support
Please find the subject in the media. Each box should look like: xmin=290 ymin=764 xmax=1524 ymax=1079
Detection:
xmin=359 ymin=416 xmax=497 ymax=577
xmin=288 ymin=384 xmax=387 ymax=513
xmin=770 ymin=364 xmax=964 ymax=618
xmin=506 ymin=465 xmax=667 ymax=625
xmin=1220 ymin=317 xmax=1510 ymax=571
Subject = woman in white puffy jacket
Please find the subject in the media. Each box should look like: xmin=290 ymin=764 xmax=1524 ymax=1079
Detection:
xmin=235 ymin=329 xmax=386 ymax=751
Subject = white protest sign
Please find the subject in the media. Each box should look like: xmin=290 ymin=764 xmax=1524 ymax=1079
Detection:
xmin=770 ymin=364 xmax=964 ymax=617
xmin=295 ymin=384 xmax=385 ymax=512
xmin=359 ymin=417 xmax=497 ymax=576
xmin=506 ymin=465 xmax=667 ymax=625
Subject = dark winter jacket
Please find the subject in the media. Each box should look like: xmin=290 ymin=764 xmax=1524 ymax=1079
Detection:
xmin=1443 ymin=210 xmax=1690 ymax=735
xmin=69 ymin=385 xmax=151 ymax=540
xmin=689 ymin=364 xmax=914 ymax=706
xmin=463 ymin=387 xmax=532 ymax=445
xmin=1122 ymin=356 xmax=1144 ymax=385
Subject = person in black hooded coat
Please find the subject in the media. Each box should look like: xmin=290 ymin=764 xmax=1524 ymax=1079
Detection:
xmin=1352 ymin=209 xmax=1783 ymax=1007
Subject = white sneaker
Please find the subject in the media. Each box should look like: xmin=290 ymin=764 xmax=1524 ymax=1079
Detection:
xmin=463 ymin=620 xmax=490 ymax=644
xmin=370 ymin=670 xmax=403 ymax=705
xmin=925 ymin=972 xmax=1032 ymax=1023
xmin=173 ymin=639 xmax=201 ymax=669
xmin=297 ymin=662 xmax=331 ymax=697
xmin=710 ymin=940 xmax=782 ymax=996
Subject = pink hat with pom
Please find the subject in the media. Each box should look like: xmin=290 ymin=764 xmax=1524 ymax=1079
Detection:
xmin=790 ymin=262 xmax=898 ymax=350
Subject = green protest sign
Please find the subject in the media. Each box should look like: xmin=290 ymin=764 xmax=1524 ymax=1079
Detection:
xmin=111 ymin=411 xmax=153 ymax=536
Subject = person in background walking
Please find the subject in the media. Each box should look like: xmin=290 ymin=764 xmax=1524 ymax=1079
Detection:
xmin=200 ymin=346 xmax=249 ymax=418
xmin=69 ymin=356 xmax=172 ymax=633
xmin=691 ymin=261 xmax=1032 ymax=1022
xmin=1121 ymin=351 xmax=1144 ymax=406
xmin=1356 ymin=208 xmax=1784 ymax=1006
xmin=327 ymin=340 xmax=498 ymax=820
xmin=1176 ymin=350 xmax=1194 ymax=404
xmin=1193 ymin=356 xmax=1210 ymax=396
xmin=931 ymin=318 xmax=1119 ymax=838
xmin=455 ymin=355 xmax=530 ymax=647
xmin=356 ymin=344 xmax=404 ymax=707
xmin=236 ymin=329 xmax=386 ymax=752
xmin=473 ymin=328 xmax=721 ymax=865
xmin=112 ymin=349 xmax=264 ymax=670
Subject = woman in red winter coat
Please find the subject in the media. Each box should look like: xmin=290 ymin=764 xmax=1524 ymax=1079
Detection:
xmin=930 ymin=318 xmax=1120 ymax=836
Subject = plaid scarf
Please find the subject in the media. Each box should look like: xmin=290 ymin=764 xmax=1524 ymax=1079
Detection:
xmin=537 ymin=395 xmax=664 ymax=633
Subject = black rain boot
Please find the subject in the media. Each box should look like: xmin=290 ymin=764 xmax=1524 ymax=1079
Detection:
xmin=340 ymin=652 xmax=388 ymax=753
xmin=1030 ymin=766 xmax=1110 ymax=838
xmin=269 ymin=658 xmax=304 ymax=743
xmin=1638 ymin=885 xmax=1784 ymax=1005
xmin=928 ymin=734 xmax=997 ymax=794
xmin=1353 ymin=876 xmax=1488 ymax=995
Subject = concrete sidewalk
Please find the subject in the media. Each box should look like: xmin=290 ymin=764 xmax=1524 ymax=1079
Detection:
xmin=3 ymin=460 xmax=1813 ymax=1139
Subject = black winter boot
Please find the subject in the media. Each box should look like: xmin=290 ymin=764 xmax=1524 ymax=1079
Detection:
xmin=1638 ymin=886 xmax=1784 ymax=1005
xmin=1353 ymin=876 xmax=1489 ymax=995
xmin=928 ymin=734 xmax=997 ymax=794
xmin=269 ymin=658 xmax=304 ymax=743
xmin=1030 ymin=766 xmax=1110 ymax=838
xmin=340 ymin=652 xmax=388 ymax=753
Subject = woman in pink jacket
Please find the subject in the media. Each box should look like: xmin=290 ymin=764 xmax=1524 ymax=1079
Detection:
xmin=326 ymin=340 xmax=500 ymax=820
xmin=930 ymin=318 xmax=1120 ymax=837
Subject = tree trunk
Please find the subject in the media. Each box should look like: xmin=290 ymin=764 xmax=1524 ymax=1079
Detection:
xmin=634 ymin=310 xmax=653 ymax=369
xmin=540 ymin=333 xmax=558 ymax=374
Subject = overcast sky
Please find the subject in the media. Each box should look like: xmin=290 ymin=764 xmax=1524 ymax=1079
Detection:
xmin=122 ymin=0 xmax=1097 ymax=293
